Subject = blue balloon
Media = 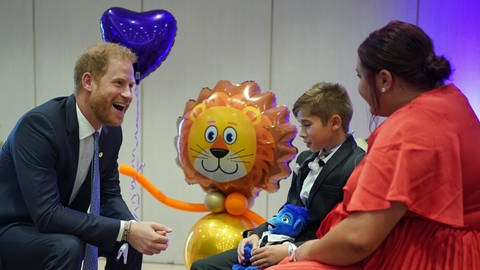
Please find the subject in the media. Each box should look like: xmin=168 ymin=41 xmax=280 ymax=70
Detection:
xmin=100 ymin=7 xmax=177 ymax=82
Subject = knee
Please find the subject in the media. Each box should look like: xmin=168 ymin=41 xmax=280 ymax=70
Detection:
xmin=190 ymin=261 xmax=200 ymax=270
xmin=190 ymin=260 xmax=207 ymax=270
xmin=190 ymin=262 xmax=200 ymax=270
xmin=53 ymin=235 xmax=84 ymax=261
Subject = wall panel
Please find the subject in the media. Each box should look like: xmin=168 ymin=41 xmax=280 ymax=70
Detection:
xmin=0 ymin=0 xmax=34 ymax=139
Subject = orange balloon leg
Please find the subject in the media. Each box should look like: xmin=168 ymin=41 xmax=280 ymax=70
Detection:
xmin=119 ymin=164 xmax=207 ymax=212
xmin=244 ymin=209 xmax=266 ymax=226
xmin=118 ymin=163 xmax=266 ymax=224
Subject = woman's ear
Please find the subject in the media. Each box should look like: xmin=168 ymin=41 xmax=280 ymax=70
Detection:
xmin=377 ymin=69 xmax=393 ymax=92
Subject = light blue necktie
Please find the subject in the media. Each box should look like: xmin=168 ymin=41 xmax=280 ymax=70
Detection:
xmin=83 ymin=131 xmax=100 ymax=270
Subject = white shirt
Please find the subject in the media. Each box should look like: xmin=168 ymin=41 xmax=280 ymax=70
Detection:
xmin=259 ymin=231 xmax=294 ymax=247
xmin=69 ymin=104 xmax=96 ymax=204
xmin=299 ymin=143 xmax=343 ymax=205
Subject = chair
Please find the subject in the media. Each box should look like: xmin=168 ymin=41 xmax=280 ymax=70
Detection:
xmin=355 ymin=137 xmax=368 ymax=151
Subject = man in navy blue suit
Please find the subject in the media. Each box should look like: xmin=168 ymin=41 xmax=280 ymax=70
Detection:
xmin=0 ymin=43 xmax=171 ymax=270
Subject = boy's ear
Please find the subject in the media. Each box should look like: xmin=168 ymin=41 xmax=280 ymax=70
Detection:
xmin=329 ymin=114 xmax=342 ymax=131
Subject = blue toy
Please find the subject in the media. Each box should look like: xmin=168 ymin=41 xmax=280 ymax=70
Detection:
xmin=232 ymin=204 xmax=310 ymax=270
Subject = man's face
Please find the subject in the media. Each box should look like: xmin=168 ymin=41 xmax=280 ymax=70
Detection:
xmin=296 ymin=109 xmax=334 ymax=153
xmin=89 ymin=57 xmax=135 ymax=127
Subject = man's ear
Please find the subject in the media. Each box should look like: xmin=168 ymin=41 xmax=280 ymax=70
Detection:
xmin=81 ymin=72 xmax=94 ymax=93
xmin=329 ymin=114 xmax=342 ymax=131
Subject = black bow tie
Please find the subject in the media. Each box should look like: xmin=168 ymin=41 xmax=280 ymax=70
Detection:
xmin=308 ymin=158 xmax=325 ymax=174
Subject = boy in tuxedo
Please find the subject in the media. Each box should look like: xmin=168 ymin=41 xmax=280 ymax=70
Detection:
xmin=191 ymin=82 xmax=365 ymax=270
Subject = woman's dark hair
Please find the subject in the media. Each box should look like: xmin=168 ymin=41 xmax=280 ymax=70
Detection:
xmin=358 ymin=20 xmax=451 ymax=90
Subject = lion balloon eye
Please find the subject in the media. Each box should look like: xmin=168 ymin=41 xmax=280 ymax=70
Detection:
xmin=223 ymin=127 xmax=237 ymax=144
xmin=205 ymin=125 xmax=218 ymax=143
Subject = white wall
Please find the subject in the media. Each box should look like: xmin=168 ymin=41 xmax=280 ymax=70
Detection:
xmin=0 ymin=0 xmax=436 ymax=265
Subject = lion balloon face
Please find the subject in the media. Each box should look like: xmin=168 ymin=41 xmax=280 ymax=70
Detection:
xmin=188 ymin=104 xmax=260 ymax=182
xmin=176 ymin=80 xmax=298 ymax=200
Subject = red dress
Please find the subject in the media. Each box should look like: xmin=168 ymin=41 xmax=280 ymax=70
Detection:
xmin=270 ymin=84 xmax=480 ymax=270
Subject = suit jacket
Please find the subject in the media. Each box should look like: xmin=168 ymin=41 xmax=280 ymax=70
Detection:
xmin=246 ymin=135 xmax=365 ymax=243
xmin=0 ymin=94 xmax=133 ymax=252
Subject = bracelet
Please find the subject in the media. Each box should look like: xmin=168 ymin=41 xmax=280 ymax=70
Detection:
xmin=290 ymin=249 xmax=297 ymax=262
xmin=122 ymin=220 xmax=133 ymax=242
xmin=284 ymin=242 xmax=297 ymax=261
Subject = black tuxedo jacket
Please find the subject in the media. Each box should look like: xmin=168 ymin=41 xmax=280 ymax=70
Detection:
xmin=246 ymin=135 xmax=365 ymax=243
xmin=0 ymin=94 xmax=133 ymax=252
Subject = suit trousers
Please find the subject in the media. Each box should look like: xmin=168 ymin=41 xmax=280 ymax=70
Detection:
xmin=190 ymin=248 xmax=238 ymax=270
xmin=0 ymin=225 xmax=142 ymax=270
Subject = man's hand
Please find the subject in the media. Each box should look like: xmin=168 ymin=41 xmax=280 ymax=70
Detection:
xmin=127 ymin=222 xmax=172 ymax=255
xmin=237 ymin=234 xmax=260 ymax=263
xmin=249 ymin=244 xmax=289 ymax=269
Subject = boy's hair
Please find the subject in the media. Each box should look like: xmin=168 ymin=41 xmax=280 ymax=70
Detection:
xmin=293 ymin=82 xmax=353 ymax=132
xmin=74 ymin=42 xmax=137 ymax=93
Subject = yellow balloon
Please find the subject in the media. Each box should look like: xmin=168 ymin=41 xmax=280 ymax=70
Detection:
xmin=184 ymin=212 xmax=254 ymax=269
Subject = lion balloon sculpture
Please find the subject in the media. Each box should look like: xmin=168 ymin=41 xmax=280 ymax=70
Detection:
xmin=119 ymin=80 xmax=297 ymax=268
xmin=176 ymin=80 xmax=297 ymax=267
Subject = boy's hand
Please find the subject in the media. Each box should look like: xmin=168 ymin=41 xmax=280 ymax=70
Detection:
xmin=237 ymin=234 xmax=260 ymax=263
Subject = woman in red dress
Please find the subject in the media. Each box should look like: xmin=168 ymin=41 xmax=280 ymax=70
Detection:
xmin=267 ymin=20 xmax=480 ymax=270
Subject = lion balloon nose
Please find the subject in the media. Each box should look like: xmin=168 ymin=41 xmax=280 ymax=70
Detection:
xmin=210 ymin=148 xmax=229 ymax=159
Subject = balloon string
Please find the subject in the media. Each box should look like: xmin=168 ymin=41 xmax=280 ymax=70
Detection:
xmin=129 ymin=83 xmax=142 ymax=220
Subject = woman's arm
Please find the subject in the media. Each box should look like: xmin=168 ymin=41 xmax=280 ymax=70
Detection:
xmin=294 ymin=202 xmax=407 ymax=265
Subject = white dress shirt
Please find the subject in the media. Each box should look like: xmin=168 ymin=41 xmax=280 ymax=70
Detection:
xmin=69 ymin=104 xmax=96 ymax=204
xmin=299 ymin=143 xmax=343 ymax=205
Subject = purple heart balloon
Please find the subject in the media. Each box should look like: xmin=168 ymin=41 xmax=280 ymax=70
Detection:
xmin=100 ymin=7 xmax=177 ymax=82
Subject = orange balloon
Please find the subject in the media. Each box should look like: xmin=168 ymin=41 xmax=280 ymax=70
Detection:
xmin=225 ymin=192 xmax=248 ymax=216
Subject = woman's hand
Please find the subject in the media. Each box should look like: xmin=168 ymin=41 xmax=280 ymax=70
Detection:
xmin=249 ymin=244 xmax=290 ymax=269
xmin=290 ymin=240 xmax=315 ymax=261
